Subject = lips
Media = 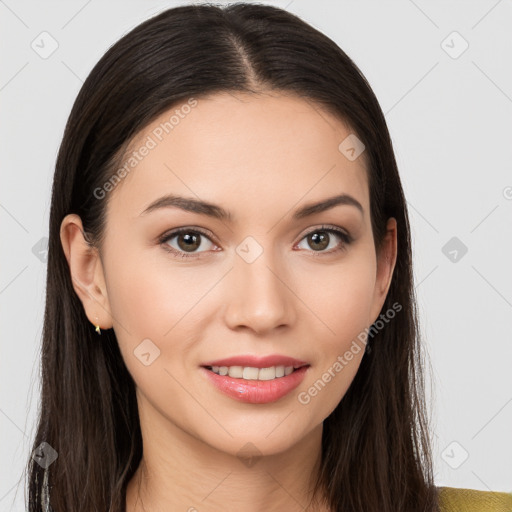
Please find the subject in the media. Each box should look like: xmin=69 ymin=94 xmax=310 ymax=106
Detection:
xmin=200 ymin=365 xmax=310 ymax=404
xmin=200 ymin=354 xmax=309 ymax=369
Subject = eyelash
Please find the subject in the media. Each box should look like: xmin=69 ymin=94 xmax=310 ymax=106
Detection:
xmin=158 ymin=225 xmax=353 ymax=259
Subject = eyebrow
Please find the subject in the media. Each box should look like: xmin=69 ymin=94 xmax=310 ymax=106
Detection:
xmin=139 ymin=193 xmax=364 ymax=221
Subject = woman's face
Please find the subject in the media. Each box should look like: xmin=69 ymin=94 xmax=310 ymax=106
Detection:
xmin=64 ymin=91 xmax=396 ymax=457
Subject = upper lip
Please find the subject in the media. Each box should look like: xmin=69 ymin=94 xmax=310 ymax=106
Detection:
xmin=201 ymin=354 xmax=310 ymax=369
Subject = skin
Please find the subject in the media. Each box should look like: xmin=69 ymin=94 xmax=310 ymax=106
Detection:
xmin=60 ymin=91 xmax=397 ymax=512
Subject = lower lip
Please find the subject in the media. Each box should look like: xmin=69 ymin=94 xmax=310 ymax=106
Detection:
xmin=200 ymin=366 xmax=309 ymax=404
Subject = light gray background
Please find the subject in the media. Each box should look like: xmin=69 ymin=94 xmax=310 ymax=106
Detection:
xmin=1 ymin=0 xmax=511 ymax=509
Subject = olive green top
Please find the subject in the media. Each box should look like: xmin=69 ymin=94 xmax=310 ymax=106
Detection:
xmin=438 ymin=486 xmax=512 ymax=511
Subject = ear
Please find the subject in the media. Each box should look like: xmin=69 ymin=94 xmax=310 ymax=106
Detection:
xmin=369 ymin=217 xmax=398 ymax=324
xmin=59 ymin=214 xmax=112 ymax=330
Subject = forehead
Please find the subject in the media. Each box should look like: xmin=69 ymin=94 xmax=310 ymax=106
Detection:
xmin=107 ymin=91 xmax=369 ymax=223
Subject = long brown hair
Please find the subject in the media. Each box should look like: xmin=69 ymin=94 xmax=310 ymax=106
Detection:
xmin=26 ymin=3 xmax=438 ymax=511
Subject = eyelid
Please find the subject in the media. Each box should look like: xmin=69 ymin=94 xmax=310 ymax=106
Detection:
xmin=297 ymin=224 xmax=353 ymax=243
xmin=157 ymin=226 xmax=217 ymax=244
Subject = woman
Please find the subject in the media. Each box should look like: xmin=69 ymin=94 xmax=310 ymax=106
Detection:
xmin=26 ymin=3 xmax=512 ymax=511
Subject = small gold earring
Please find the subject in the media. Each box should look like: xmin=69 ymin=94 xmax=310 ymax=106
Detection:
xmin=95 ymin=316 xmax=101 ymax=335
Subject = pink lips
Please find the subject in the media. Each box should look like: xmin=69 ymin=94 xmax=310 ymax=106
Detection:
xmin=199 ymin=354 xmax=310 ymax=404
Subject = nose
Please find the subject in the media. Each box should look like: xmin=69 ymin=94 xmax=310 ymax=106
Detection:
xmin=223 ymin=250 xmax=296 ymax=335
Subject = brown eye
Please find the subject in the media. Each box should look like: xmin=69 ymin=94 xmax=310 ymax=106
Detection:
xmin=176 ymin=232 xmax=201 ymax=252
xmin=307 ymin=231 xmax=329 ymax=251
xmin=296 ymin=226 xmax=352 ymax=255
xmin=159 ymin=228 xmax=217 ymax=258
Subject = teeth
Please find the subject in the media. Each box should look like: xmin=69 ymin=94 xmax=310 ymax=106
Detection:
xmin=209 ymin=365 xmax=299 ymax=380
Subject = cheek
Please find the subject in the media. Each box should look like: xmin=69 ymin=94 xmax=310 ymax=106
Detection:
xmin=296 ymin=250 xmax=377 ymax=345
xmin=293 ymin=251 xmax=375 ymax=413
xmin=105 ymin=240 xmax=205 ymax=334
xmin=104 ymin=244 xmax=222 ymax=375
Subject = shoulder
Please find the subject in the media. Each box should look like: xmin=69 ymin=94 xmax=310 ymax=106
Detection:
xmin=437 ymin=486 xmax=512 ymax=511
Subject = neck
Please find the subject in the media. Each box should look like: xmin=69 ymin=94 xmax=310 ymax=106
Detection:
xmin=125 ymin=404 xmax=329 ymax=512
